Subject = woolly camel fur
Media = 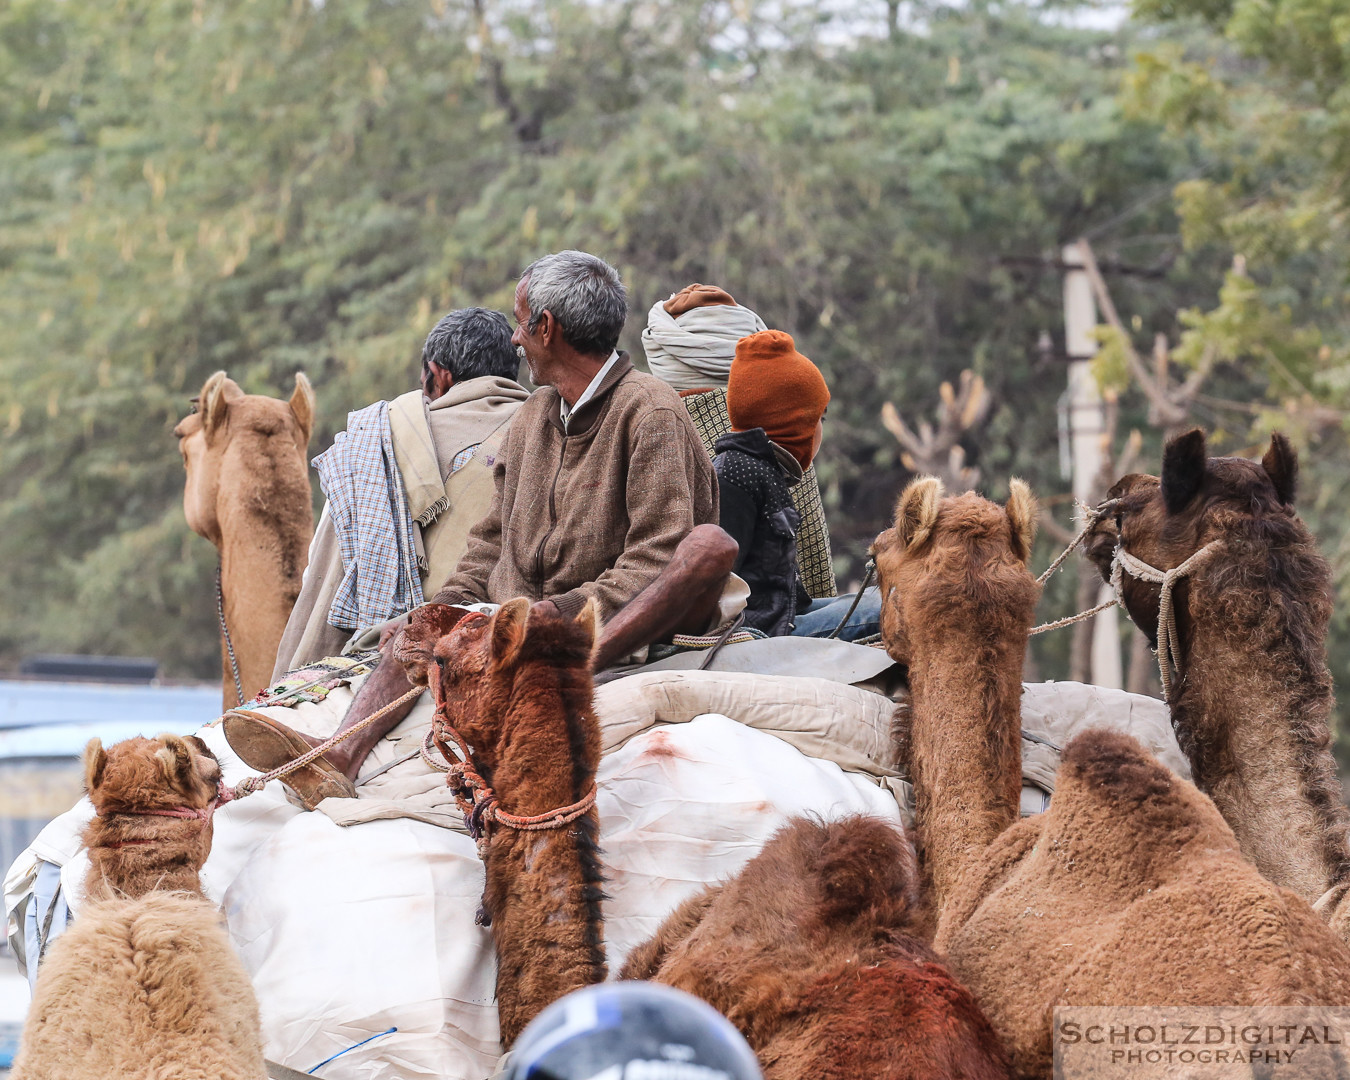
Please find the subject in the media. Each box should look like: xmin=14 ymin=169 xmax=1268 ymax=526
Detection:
xmin=875 ymin=476 xmax=1350 ymax=1078
xmin=12 ymin=735 xmax=264 ymax=1080
xmin=411 ymin=603 xmax=1008 ymax=1077
xmin=175 ymin=370 xmax=315 ymax=709
xmin=423 ymin=599 xmax=607 ymax=1047
xmin=621 ymin=816 xmax=1010 ymax=1080
xmin=1085 ymin=430 xmax=1350 ymax=940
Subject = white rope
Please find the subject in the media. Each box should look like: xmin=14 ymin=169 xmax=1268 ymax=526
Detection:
xmin=1029 ymin=596 xmax=1118 ymax=636
xmin=1112 ymin=540 xmax=1224 ymax=703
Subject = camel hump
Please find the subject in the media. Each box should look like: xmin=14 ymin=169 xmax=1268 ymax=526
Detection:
xmin=784 ymin=816 xmax=921 ymax=931
xmin=1047 ymin=729 xmax=1238 ymax=862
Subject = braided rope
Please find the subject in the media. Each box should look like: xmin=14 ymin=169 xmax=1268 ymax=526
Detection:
xmin=1029 ymin=595 xmax=1118 ymax=636
xmin=430 ymin=711 xmax=597 ymax=852
xmin=1113 ymin=540 xmax=1224 ymax=704
xmin=225 ymin=685 xmax=426 ymax=799
xmin=1035 ymin=499 xmax=1118 ymax=586
xmin=216 ymin=565 xmax=245 ymax=708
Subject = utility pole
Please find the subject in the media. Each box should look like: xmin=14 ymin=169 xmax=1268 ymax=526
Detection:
xmin=1062 ymin=243 xmax=1122 ymax=689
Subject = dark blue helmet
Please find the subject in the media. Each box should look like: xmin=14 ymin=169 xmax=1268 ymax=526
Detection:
xmin=505 ymin=982 xmax=763 ymax=1080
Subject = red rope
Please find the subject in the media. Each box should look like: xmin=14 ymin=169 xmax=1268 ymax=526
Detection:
xmin=431 ymin=710 xmax=596 ymax=846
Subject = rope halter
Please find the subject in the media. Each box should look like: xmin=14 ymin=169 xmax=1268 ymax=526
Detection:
xmin=1111 ymin=539 xmax=1224 ymax=704
xmin=431 ymin=712 xmax=597 ymax=857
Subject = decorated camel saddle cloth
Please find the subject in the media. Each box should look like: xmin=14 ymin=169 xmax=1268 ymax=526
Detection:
xmin=6 ymin=669 xmax=1185 ymax=1080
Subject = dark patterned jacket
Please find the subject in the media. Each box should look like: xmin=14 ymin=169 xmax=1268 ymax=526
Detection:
xmin=713 ymin=428 xmax=810 ymax=636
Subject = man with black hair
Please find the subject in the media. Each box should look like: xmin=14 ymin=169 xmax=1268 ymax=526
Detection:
xmin=269 ymin=306 xmax=529 ymax=679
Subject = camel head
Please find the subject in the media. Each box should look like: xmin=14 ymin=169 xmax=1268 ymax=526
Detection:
xmin=871 ymin=476 xmax=1040 ymax=666
xmin=1083 ymin=428 xmax=1324 ymax=647
xmin=173 ymin=370 xmax=315 ymax=546
xmin=429 ymin=598 xmax=601 ymax=775
xmin=84 ymin=733 xmax=222 ymax=819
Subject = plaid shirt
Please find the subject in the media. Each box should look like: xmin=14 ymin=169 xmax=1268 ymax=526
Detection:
xmin=314 ymin=400 xmax=423 ymax=633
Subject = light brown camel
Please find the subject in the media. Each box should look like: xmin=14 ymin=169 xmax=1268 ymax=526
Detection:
xmin=1084 ymin=429 xmax=1350 ymax=939
xmin=12 ymin=735 xmax=264 ymax=1080
xmin=82 ymin=733 xmax=224 ymax=899
xmin=875 ymin=476 xmax=1350 ymax=1078
xmin=422 ymin=599 xmax=607 ymax=1047
xmin=175 ymin=370 xmax=315 ymax=709
xmin=414 ymin=601 xmax=1008 ymax=1077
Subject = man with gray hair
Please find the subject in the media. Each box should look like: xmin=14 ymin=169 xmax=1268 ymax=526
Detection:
xmin=431 ymin=250 xmax=737 ymax=667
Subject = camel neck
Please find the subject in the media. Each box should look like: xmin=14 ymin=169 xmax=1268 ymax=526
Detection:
xmin=906 ymin=637 xmax=1025 ymax=915
xmin=83 ymin=817 xmax=208 ymax=900
xmin=1175 ymin=582 xmax=1349 ymax=903
xmin=216 ymin=505 xmax=307 ymax=708
xmin=477 ymin=663 xmax=606 ymax=1047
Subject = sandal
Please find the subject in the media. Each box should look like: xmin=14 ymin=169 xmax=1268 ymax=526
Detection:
xmin=223 ymin=709 xmax=357 ymax=811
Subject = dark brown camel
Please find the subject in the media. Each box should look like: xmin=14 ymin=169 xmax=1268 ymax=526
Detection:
xmin=422 ymin=599 xmax=606 ymax=1047
xmin=622 ymin=815 xmax=1010 ymax=1080
xmin=876 ymin=475 xmax=1350 ymax=1079
xmin=1085 ymin=429 xmax=1350 ymax=940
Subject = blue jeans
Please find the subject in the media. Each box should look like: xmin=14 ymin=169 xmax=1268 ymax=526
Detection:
xmin=790 ymin=587 xmax=882 ymax=642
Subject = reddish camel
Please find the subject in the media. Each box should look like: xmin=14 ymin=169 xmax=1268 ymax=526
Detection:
xmin=1085 ymin=429 xmax=1350 ymax=939
xmin=420 ymin=599 xmax=606 ymax=1047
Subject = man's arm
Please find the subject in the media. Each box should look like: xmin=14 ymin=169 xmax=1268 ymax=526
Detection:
xmin=550 ymin=407 xmax=708 ymax=620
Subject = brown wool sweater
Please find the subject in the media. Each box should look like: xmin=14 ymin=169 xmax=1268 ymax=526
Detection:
xmin=431 ymin=353 xmax=719 ymax=621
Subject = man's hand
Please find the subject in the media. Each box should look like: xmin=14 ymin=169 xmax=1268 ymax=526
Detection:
xmin=378 ymin=614 xmax=411 ymax=648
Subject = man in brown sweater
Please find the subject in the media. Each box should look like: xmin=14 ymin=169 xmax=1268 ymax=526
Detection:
xmin=243 ymin=251 xmax=737 ymax=807
xmin=430 ymin=251 xmax=730 ymax=647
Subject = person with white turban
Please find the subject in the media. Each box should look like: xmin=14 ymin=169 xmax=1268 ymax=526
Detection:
xmin=643 ymin=284 xmax=839 ymax=601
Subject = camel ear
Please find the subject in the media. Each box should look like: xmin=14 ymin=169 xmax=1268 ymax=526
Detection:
xmin=154 ymin=734 xmax=196 ymax=792
xmin=1161 ymin=428 xmax=1207 ymax=515
xmin=1006 ymin=478 xmax=1037 ymax=564
xmin=84 ymin=738 xmax=107 ymax=794
xmin=289 ymin=372 xmax=315 ymax=448
xmin=490 ymin=598 xmax=530 ymax=667
xmin=574 ymin=597 xmax=600 ymax=653
xmin=1262 ymin=431 xmax=1298 ymax=507
xmin=200 ymin=371 xmax=232 ymax=444
xmin=893 ymin=476 xmax=944 ymax=550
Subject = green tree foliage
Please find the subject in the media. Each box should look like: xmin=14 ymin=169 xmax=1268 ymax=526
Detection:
xmin=0 ymin=0 xmax=1272 ymax=684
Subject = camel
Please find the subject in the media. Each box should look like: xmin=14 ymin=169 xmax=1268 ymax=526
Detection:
xmin=418 ymin=600 xmax=1008 ymax=1077
xmin=175 ymin=370 xmax=315 ymax=709
xmin=423 ymin=598 xmax=607 ymax=1047
xmin=1084 ymin=429 xmax=1350 ymax=939
xmin=12 ymin=735 xmax=264 ymax=1080
xmin=874 ymin=475 xmax=1350 ymax=1078
xmin=82 ymin=733 xmax=224 ymax=900
xmin=621 ymin=815 xmax=1010 ymax=1080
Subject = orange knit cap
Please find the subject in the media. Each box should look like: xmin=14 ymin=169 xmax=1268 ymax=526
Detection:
xmin=727 ymin=330 xmax=830 ymax=471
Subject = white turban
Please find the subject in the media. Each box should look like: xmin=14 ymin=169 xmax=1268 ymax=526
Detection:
xmin=641 ymin=299 xmax=768 ymax=392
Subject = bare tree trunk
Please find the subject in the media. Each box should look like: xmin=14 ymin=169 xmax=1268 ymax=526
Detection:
xmin=1127 ymin=628 xmax=1158 ymax=698
xmin=1069 ymin=562 xmax=1096 ymax=684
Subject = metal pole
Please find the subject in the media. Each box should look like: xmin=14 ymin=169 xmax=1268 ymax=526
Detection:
xmin=1063 ymin=243 xmax=1122 ymax=689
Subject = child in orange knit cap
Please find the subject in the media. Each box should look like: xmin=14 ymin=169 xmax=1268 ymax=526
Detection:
xmin=718 ymin=329 xmax=883 ymax=641
xmin=715 ymin=331 xmax=830 ymax=636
